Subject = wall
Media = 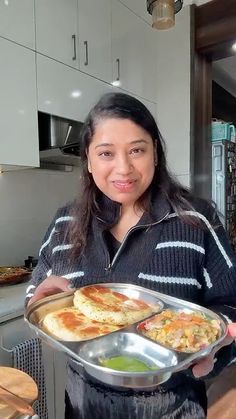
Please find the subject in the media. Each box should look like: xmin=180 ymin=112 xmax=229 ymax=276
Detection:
xmin=0 ymin=168 xmax=81 ymax=265
xmin=155 ymin=6 xmax=191 ymax=186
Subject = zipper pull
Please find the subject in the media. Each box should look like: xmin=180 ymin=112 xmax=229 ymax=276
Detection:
xmin=105 ymin=264 xmax=112 ymax=272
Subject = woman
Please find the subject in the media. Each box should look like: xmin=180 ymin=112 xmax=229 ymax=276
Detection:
xmin=26 ymin=92 xmax=236 ymax=418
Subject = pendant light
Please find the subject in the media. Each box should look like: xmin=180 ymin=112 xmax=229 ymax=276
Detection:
xmin=147 ymin=0 xmax=183 ymax=30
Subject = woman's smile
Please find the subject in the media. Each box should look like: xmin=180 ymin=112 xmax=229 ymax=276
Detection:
xmin=112 ymin=179 xmax=137 ymax=192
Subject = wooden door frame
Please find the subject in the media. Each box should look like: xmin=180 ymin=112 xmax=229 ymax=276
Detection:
xmin=192 ymin=0 xmax=236 ymax=199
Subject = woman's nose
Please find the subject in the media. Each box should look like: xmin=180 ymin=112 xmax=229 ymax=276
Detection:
xmin=115 ymin=154 xmax=133 ymax=174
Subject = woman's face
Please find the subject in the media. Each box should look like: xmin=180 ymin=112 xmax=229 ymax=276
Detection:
xmin=87 ymin=118 xmax=156 ymax=208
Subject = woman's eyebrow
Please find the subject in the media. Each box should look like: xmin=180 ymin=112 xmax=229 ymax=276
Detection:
xmin=95 ymin=139 xmax=148 ymax=148
xmin=95 ymin=142 xmax=114 ymax=149
xmin=95 ymin=139 xmax=148 ymax=149
xmin=129 ymin=139 xmax=148 ymax=145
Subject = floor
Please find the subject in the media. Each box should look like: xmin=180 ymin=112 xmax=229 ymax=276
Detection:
xmin=207 ymin=364 xmax=236 ymax=419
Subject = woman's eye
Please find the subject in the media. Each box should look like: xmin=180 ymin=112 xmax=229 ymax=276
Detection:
xmin=130 ymin=148 xmax=144 ymax=154
xmin=98 ymin=151 xmax=112 ymax=157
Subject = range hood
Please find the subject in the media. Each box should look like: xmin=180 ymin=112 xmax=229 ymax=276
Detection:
xmin=38 ymin=112 xmax=83 ymax=167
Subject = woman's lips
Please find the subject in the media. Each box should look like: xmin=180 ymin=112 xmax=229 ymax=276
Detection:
xmin=112 ymin=180 xmax=136 ymax=192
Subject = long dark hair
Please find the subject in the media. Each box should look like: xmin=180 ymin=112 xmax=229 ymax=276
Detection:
xmin=69 ymin=92 xmax=200 ymax=256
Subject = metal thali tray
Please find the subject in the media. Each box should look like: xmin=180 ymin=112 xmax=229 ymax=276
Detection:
xmin=25 ymin=283 xmax=228 ymax=389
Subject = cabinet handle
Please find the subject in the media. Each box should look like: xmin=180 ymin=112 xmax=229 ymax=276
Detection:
xmin=0 ymin=343 xmax=12 ymax=353
xmin=84 ymin=41 xmax=88 ymax=66
xmin=116 ymin=58 xmax=120 ymax=81
xmin=72 ymin=34 xmax=77 ymax=61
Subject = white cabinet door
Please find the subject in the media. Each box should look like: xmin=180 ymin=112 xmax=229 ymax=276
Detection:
xmin=0 ymin=38 xmax=39 ymax=168
xmin=78 ymin=0 xmax=112 ymax=83
xmin=117 ymin=0 xmax=152 ymax=24
xmin=0 ymin=0 xmax=35 ymax=49
xmin=0 ymin=316 xmax=33 ymax=366
xmin=37 ymin=54 xmax=114 ymax=122
xmin=137 ymin=96 xmax=157 ymax=119
xmin=111 ymin=0 xmax=157 ymax=102
xmin=0 ymin=318 xmax=55 ymax=418
xmin=35 ymin=0 xmax=79 ymax=68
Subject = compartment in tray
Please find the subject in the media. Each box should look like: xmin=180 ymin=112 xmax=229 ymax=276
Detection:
xmin=77 ymin=331 xmax=178 ymax=388
xmin=137 ymin=307 xmax=224 ymax=354
xmin=26 ymin=284 xmax=164 ymax=342
xmin=105 ymin=284 xmax=164 ymax=311
xmin=26 ymin=291 xmax=74 ymax=325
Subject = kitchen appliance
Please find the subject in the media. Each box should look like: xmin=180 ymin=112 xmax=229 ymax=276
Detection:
xmin=212 ymin=140 xmax=236 ymax=251
xmin=24 ymin=256 xmax=38 ymax=270
xmin=38 ymin=112 xmax=83 ymax=167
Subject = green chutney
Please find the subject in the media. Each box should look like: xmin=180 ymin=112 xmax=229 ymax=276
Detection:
xmin=100 ymin=356 xmax=157 ymax=372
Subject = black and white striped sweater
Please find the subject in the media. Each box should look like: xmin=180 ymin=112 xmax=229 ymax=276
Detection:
xmin=26 ymin=192 xmax=236 ymax=374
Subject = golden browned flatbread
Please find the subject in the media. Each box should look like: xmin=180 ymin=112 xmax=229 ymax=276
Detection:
xmin=74 ymin=285 xmax=156 ymax=325
xmin=42 ymin=307 xmax=120 ymax=341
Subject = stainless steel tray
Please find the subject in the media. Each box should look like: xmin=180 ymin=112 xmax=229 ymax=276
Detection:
xmin=25 ymin=283 xmax=228 ymax=389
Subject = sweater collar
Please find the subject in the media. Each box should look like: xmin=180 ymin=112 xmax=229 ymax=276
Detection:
xmin=95 ymin=189 xmax=171 ymax=228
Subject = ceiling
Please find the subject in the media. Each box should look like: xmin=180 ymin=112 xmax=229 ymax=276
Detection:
xmin=213 ymin=54 xmax=236 ymax=98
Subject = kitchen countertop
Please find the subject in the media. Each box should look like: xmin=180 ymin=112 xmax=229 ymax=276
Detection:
xmin=0 ymin=281 xmax=29 ymax=323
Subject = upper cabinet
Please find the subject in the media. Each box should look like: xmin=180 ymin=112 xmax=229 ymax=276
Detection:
xmin=37 ymin=54 xmax=114 ymax=122
xmin=0 ymin=0 xmax=35 ymax=49
xmin=117 ymin=0 xmax=152 ymax=24
xmin=35 ymin=0 xmax=112 ymax=84
xmin=0 ymin=38 xmax=39 ymax=169
xmin=77 ymin=0 xmax=112 ymax=83
xmin=111 ymin=0 xmax=157 ymax=102
xmin=34 ymin=0 xmax=157 ymax=102
xmin=35 ymin=0 xmax=79 ymax=68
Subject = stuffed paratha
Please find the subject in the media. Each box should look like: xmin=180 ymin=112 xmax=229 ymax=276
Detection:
xmin=43 ymin=307 xmax=120 ymax=341
xmin=74 ymin=285 xmax=156 ymax=325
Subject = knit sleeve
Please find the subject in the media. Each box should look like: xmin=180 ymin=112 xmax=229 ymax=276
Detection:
xmin=200 ymin=203 xmax=236 ymax=376
xmin=25 ymin=207 xmax=65 ymax=305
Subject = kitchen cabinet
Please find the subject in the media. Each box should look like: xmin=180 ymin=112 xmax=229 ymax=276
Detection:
xmin=37 ymin=54 xmax=114 ymax=122
xmin=35 ymin=0 xmax=79 ymax=68
xmin=35 ymin=0 xmax=112 ymax=84
xmin=78 ymin=0 xmax=112 ymax=83
xmin=0 ymin=278 xmax=65 ymax=419
xmin=111 ymin=0 xmax=157 ymax=102
xmin=0 ymin=0 xmax=35 ymax=49
xmin=35 ymin=0 xmax=158 ymax=101
xmin=40 ymin=345 xmax=67 ymax=419
xmin=0 ymin=37 xmax=39 ymax=169
xmin=117 ymin=0 xmax=152 ymax=24
xmin=0 ymin=315 xmax=66 ymax=419
xmin=138 ymin=96 xmax=157 ymax=118
xmin=0 ymin=316 xmax=33 ymax=366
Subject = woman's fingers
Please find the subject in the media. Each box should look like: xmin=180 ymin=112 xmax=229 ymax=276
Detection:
xmin=191 ymin=322 xmax=236 ymax=378
xmin=192 ymin=354 xmax=216 ymax=378
xmin=228 ymin=323 xmax=236 ymax=338
xmin=28 ymin=287 xmax=58 ymax=306
xmin=27 ymin=275 xmax=73 ymax=306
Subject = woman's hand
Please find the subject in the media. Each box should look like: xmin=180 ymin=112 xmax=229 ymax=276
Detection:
xmin=27 ymin=275 xmax=74 ymax=306
xmin=192 ymin=323 xmax=236 ymax=378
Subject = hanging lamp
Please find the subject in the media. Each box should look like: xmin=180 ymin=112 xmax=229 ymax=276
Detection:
xmin=147 ymin=0 xmax=183 ymax=30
